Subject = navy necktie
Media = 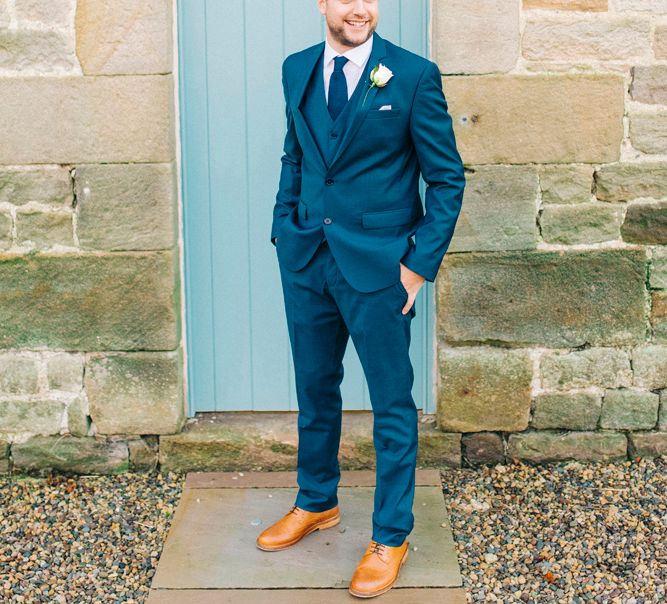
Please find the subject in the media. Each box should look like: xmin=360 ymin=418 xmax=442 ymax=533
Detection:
xmin=328 ymin=55 xmax=349 ymax=121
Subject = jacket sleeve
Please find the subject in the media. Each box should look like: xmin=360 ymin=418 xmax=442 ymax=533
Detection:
xmin=400 ymin=60 xmax=466 ymax=281
xmin=270 ymin=59 xmax=303 ymax=245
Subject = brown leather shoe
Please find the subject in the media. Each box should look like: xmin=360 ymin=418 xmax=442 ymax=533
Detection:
xmin=348 ymin=539 xmax=410 ymax=598
xmin=255 ymin=504 xmax=341 ymax=551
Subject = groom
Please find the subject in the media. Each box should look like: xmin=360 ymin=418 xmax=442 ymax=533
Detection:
xmin=258 ymin=0 xmax=465 ymax=598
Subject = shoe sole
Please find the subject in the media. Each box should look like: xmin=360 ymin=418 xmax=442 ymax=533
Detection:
xmin=348 ymin=544 xmax=409 ymax=599
xmin=255 ymin=513 xmax=341 ymax=551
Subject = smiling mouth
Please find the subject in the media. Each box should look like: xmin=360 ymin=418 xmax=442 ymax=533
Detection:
xmin=345 ymin=20 xmax=368 ymax=29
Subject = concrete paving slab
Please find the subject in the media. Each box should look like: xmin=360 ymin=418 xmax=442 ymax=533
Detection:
xmin=151 ymin=485 xmax=462 ymax=590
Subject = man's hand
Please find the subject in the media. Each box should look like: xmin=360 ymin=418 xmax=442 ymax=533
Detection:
xmin=399 ymin=262 xmax=425 ymax=315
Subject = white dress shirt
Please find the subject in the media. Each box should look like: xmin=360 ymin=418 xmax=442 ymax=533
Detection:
xmin=323 ymin=34 xmax=374 ymax=104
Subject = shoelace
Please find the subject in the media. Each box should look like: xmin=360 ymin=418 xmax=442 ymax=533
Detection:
xmin=288 ymin=504 xmax=300 ymax=515
xmin=369 ymin=540 xmax=386 ymax=556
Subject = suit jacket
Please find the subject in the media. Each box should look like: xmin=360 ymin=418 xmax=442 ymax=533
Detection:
xmin=270 ymin=31 xmax=465 ymax=293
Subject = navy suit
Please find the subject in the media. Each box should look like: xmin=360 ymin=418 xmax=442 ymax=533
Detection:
xmin=271 ymin=31 xmax=465 ymax=546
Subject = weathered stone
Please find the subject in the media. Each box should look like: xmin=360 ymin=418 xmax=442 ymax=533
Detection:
xmin=507 ymin=430 xmax=627 ymax=463
xmin=628 ymin=432 xmax=667 ymax=459
xmin=524 ymin=0 xmax=608 ymax=9
xmin=85 ymin=351 xmax=184 ymax=435
xmin=595 ymin=162 xmax=667 ymax=202
xmin=630 ymin=66 xmax=667 ymax=105
xmin=0 ymin=28 xmax=77 ymax=72
xmin=15 ymin=211 xmax=73 ymax=249
xmin=0 ymin=438 xmax=8 ymax=459
xmin=633 ymin=345 xmax=667 ymax=390
xmin=11 ymin=435 xmax=129 ymax=475
xmin=523 ymin=15 xmax=650 ymax=61
xmin=15 ymin=0 xmax=74 ymax=28
xmin=0 ymin=353 xmax=39 ymax=394
xmin=651 ymin=248 xmax=667 ymax=289
xmin=532 ymin=392 xmax=602 ymax=430
xmin=0 ymin=76 xmax=174 ymax=164
xmin=539 ymin=202 xmax=623 ymax=244
xmin=448 ymin=166 xmax=538 ymax=253
xmin=461 ymin=432 xmax=505 ymax=465
xmin=660 ymin=392 xmax=666 ymax=430
xmin=128 ymin=436 xmax=158 ymax=471
xmin=541 ymin=348 xmax=632 ymax=390
xmin=0 ymin=2 xmax=8 ymax=26
xmin=0 ymin=213 xmax=11 ymax=250
xmin=629 ymin=110 xmax=667 ymax=154
xmin=655 ymin=24 xmax=667 ymax=59
xmin=160 ymin=412 xmax=458 ymax=473
xmin=539 ymin=164 xmax=593 ymax=205
xmin=0 ymin=400 xmax=64 ymax=435
xmin=621 ymin=201 xmax=667 ymax=245
xmin=651 ymin=291 xmax=667 ymax=341
xmin=0 ymin=167 xmax=73 ymax=206
xmin=611 ymin=0 xmax=667 ymax=13
xmin=75 ymin=163 xmax=176 ymax=251
xmin=438 ymin=249 xmax=647 ymax=347
xmin=447 ymin=75 xmax=624 ymax=164
xmin=0 ymin=251 xmax=179 ymax=350
xmin=437 ymin=347 xmax=533 ymax=432
xmin=601 ymin=389 xmax=659 ymax=430
xmin=433 ymin=0 xmax=519 ymax=74
xmin=67 ymin=396 xmax=90 ymax=437
xmin=46 ymin=353 xmax=83 ymax=392
xmin=76 ymin=0 xmax=172 ymax=75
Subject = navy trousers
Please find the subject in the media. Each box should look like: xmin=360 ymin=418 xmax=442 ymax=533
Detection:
xmin=277 ymin=237 xmax=418 ymax=547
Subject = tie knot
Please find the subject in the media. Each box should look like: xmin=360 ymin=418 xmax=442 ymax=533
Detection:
xmin=333 ymin=55 xmax=349 ymax=72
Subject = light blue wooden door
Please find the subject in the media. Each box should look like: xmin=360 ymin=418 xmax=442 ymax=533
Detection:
xmin=178 ymin=0 xmax=434 ymax=414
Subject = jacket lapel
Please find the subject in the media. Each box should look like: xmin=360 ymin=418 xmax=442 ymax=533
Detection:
xmin=327 ymin=32 xmax=387 ymax=171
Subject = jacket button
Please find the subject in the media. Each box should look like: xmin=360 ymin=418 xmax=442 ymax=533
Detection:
xmin=330 ymin=132 xmax=338 ymax=138
xmin=325 ymin=178 xmax=334 ymax=185
xmin=323 ymin=217 xmax=332 ymax=225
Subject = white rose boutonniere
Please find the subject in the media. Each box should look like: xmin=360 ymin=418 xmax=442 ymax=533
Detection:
xmin=362 ymin=63 xmax=394 ymax=106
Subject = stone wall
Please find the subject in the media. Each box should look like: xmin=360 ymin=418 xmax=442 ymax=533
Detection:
xmin=435 ymin=0 xmax=667 ymax=463
xmin=0 ymin=0 xmax=183 ymax=474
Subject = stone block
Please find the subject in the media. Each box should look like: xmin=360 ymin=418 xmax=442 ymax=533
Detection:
xmin=438 ymin=249 xmax=647 ymax=347
xmin=14 ymin=0 xmax=74 ymax=28
xmin=650 ymin=248 xmax=667 ymax=289
xmin=523 ymin=15 xmax=651 ymax=61
xmin=433 ymin=0 xmax=519 ymax=74
xmin=0 ymin=399 xmax=64 ymax=435
xmin=0 ymin=167 xmax=73 ymax=206
xmin=437 ymin=347 xmax=533 ymax=432
xmin=629 ymin=110 xmax=667 ymax=154
xmin=15 ymin=210 xmax=73 ymax=249
xmin=660 ymin=392 xmax=666 ymax=430
xmin=46 ymin=353 xmax=83 ymax=392
xmin=621 ymin=201 xmax=667 ymax=245
xmin=0 ymin=75 xmax=174 ymax=164
xmin=0 ymin=213 xmax=10 ymax=250
xmin=507 ymin=430 xmax=627 ymax=463
xmin=539 ymin=164 xmax=594 ymax=205
xmin=628 ymin=432 xmax=667 ymax=459
xmin=76 ymin=0 xmax=172 ymax=75
xmin=524 ymin=0 xmax=608 ymax=9
xmin=0 ymin=353 xmax=39 ymax=394
xmin=128 ymin=435 xmax=158 ymax=471
xmin=0 ymin=28 xmax=77 ymax=73
xmin=652 ymin=291 xmax=667 ymax=341
xmin=540 ymin=348 xmax=632 ymax=390
xmin=0 ymin=251 xmax=180 ymax=350
xmin=447 ymin=74 xmax=624 ymax=164
xmin=655 ymin=24 xmax=667 ymax=59
xmin=532 ymin=392 xmax=602 ymax=430
xmin=595 ymin=162 xmax=667 ymax=201
xmin=610 ymin=0 xmax=667 ymax=13
xmin=75 ymin=163 xmax=176 ymax=250
xmin=67 ymin=396 xmax=90 ymax=437
xmin=633 ymin=345 xmax=667 ymax=389
xmin=461 ymin=432 xmax=505 ymax=465
xmin=85 ymin=351 xmax=184 ymax=435
xmin=448 ymin=166 xmax=538 ymax=252
xmin=630 ymin=66 xmax=667 ymax=105
xmin=539 ymin=202 xmax=623 ymax=244
xmin=11 ymin=435 xmax=129 ymax=475
xmin=600 ymin=388 xmax=659 ymax=430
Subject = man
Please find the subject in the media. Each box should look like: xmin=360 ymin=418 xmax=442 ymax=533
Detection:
xmin=257 ymin=0 xmax=465 ymax=598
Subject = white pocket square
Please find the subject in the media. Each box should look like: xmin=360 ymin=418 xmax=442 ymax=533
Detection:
xmin=379 ymin=104 xmax=392 ymax=110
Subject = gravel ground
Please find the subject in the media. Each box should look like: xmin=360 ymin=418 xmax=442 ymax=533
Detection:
xmin=0 ymin=457 xmax=664 ymax=603
xmin=442 ymin=456 xmax=666 ymax=603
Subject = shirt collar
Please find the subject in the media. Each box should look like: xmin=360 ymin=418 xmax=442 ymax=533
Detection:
xmin=323 ymin=33 xmax=373 ymax=69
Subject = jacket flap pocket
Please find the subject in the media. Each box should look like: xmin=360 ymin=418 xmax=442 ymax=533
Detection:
xmin=362 ymin=207 xmax=413 ymax=229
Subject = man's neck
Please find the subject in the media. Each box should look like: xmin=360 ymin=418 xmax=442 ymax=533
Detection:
xmin=326 ymin=33 xmax=366 ymax=55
